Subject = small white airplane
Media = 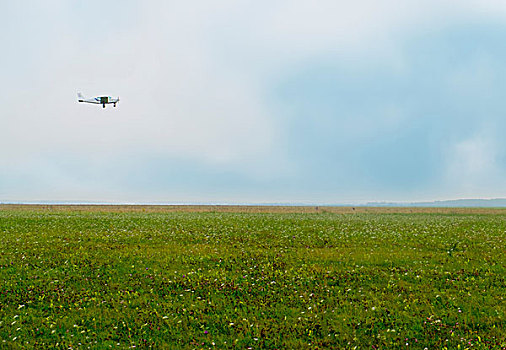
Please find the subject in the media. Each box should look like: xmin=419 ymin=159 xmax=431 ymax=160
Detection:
xmin=77 ymin=92 xmax=119 ymax=108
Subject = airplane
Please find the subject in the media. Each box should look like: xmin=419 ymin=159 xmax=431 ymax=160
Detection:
xmin=77 ymin=92 xmax=119 ymax=108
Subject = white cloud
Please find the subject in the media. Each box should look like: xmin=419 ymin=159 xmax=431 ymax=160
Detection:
xmin=3 ymin=1 xmax=506 ymax=200
xmin=443 ymin=132 xmax=505 ymax=196
xmin=0 ymin=1 xmax=278 ymax=170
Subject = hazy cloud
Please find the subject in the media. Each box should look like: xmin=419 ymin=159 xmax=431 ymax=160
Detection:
xmin=2 ymin=1 xmax=506 ymax=202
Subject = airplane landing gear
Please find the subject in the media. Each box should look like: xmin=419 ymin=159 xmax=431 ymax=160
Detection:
xmin=102 ymin=104 xmax=106 ymax=108
xmin=113 ymin=103 xmax=116 ymax=107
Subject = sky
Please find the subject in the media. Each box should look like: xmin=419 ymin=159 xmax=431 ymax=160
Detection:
xmin=2 ymin=0 xmax=506 ymax=204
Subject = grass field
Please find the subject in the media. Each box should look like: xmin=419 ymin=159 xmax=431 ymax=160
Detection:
xmin=0 ymin=205 xmax=504 ymax=348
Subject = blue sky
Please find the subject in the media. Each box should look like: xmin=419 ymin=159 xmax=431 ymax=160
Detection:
xmin=2 ymin=1 xmax=506 ymax=203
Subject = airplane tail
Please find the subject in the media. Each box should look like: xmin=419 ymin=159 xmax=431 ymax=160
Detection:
xmin=77 ymin=92 xmax=84 ymax=101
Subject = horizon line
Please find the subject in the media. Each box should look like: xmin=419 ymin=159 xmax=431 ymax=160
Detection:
xmin=2 ymin=197 xmax=506 ymax=207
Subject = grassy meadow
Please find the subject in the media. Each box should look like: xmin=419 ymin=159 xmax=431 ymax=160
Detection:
xmin=0 ymin=206 xmax=504 ymax=348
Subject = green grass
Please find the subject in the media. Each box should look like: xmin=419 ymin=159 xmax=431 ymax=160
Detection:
xmin=0 ymin=209 xmax=504 ymax=348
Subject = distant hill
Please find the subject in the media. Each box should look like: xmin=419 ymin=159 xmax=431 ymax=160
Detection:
xmin=366 ymin=198 xmax=506 ymax=207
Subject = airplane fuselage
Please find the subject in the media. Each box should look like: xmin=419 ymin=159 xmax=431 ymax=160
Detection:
xmin=78 ymin=93 xmax=119 ymax=108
